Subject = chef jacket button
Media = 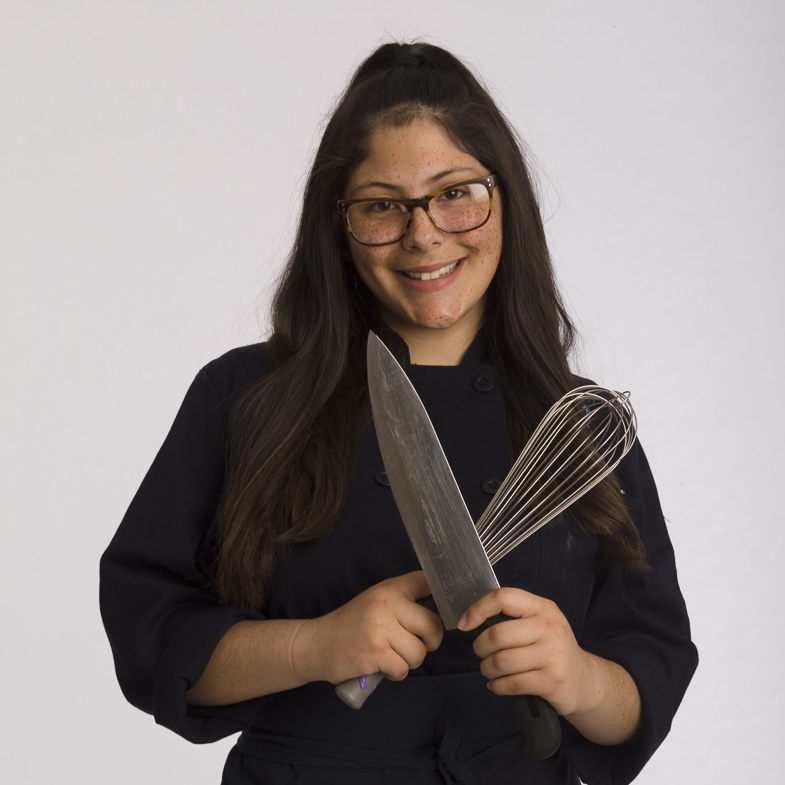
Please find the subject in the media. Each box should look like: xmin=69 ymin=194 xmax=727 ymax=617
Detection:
xmin=472 ymin=374 xmax=494 ymax=392
xmin=374 ymin=470 xmax=390 ymax=487
xmin=482 ymin=478 xmax=502 ymax=495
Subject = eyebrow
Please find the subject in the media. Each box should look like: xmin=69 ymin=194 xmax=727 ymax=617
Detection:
xmin=352 ymin=167 xmax=477 ymax=195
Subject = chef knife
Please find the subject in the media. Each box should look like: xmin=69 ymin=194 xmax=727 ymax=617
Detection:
xmin=335 ymin=331 xmax=561 ymax=759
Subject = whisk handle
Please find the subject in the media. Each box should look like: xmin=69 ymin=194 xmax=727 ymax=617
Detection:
xmin=484 ymin=613 xmax=562 ymax=759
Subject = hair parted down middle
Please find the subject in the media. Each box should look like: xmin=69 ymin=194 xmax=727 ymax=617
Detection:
xmin=210 ymin=42 xmax=648 ymax=610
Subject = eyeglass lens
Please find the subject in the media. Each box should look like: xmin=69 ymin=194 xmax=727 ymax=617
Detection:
xmin=347 ymin=181 xmax=491 ymax=245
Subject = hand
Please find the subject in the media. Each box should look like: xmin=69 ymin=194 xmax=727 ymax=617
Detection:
xmin=458 ymin=588 xmax=642 ymax=745
xmin=292 ymin=571 xmax=443 ymax=685
xmin=457 ymin=587 xmax=593 ymax=717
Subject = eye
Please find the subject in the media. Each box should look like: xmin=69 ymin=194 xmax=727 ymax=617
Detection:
xmin=363 ymin=200 xmax=400 ymax=214
xmin=436 ymin=187 xmax=468 ymax=202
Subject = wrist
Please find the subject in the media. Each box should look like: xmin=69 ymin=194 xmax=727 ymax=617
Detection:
xmin=288 ymin=618 xmax=317 ymax=684
xmin=565 ymin=650 xmax=606 ymax=718
xmin=563 ymin=653 xmax=642 ymax=745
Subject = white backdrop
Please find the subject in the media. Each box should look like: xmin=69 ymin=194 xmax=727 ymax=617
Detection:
xmin=2 ymin=1 xmax=783 ymax=782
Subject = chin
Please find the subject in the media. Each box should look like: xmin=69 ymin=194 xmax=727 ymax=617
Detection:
xmin=420 ymin=317 xmax=461 ymax=330
xmin=404 ymin=306 xmax=459 ymax=327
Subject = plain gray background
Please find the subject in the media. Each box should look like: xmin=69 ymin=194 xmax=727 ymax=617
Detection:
xmin=2 ymin=1 xmax=783 ymax=782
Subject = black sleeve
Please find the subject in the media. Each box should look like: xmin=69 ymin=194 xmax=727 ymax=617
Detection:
xmin=561 ymin=438 xmax=699 ymax=785
xmin=99 ymin=368 xmax=269 ymax=743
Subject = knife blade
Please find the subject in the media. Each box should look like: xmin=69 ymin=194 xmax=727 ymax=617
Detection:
xmin=335 ymin=331 xmax=561 ymax=759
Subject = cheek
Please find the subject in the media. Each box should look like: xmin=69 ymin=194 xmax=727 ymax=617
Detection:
xmin=469 ymin=199 xmax=502 ymax=262
xmin=348 ymin=246 xmax=376 ymax=276
xmin=491 ymin=212 xmax=503 ymax=254
xmin=348 ymin=246 xmax=392 ymax=294
xmin=487 ymin=226 xmax=502 ymax=260
xmin=477 ymin=219 xmax=503 ymax=272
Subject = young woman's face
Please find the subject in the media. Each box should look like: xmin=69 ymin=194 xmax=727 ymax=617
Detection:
xmin=343 ymin=119 xmax=502 ymax=351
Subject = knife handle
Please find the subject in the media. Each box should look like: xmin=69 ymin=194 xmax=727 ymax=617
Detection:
xmin=335 ymin=672 xmax=385 ymax=709
xmin=509 ymin=693 xmax=562 ymax=759
xmin=484 ymin=612 xmax=562 ymax=759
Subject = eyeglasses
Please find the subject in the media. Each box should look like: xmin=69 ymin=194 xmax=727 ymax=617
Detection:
xmin=337 ymin=174 xmax=498 ymax=247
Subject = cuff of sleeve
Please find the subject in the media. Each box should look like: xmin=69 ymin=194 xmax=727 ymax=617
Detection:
xmin=153 ymin=604 xmax=270 ymax=743
xmin=561 ymin=645 xmax=676 ymax=785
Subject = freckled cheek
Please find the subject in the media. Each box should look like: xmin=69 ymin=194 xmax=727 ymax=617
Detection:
xmin=475 ymin=222 xmax=503 ymax=273
xmin=349 ymin=251 xmax=405 ymax=303
xmin=349 ymin=247 xmax=387 ymax=279
xmin=490 ymin=224 xmax=503 ymax=270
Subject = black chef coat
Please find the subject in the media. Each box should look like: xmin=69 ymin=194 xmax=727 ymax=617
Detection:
xmin=100 ymin=338 xmax=697 ymax=784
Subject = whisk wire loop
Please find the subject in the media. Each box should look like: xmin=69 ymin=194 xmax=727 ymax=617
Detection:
xmin=475 ymin=386 xmax=637 ymax=564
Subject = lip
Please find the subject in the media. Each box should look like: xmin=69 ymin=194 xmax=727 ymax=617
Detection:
xmin=398 ymin=258 xmax=463 ymax=280
xmin=393 ymin=258 xmax=464 ymax=292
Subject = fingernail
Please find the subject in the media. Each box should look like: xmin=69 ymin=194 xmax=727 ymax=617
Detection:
xmin=457 ymin=614 xmax=468 ymax=630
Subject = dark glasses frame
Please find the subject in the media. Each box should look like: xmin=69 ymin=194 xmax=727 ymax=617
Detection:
xmin=337 ymin=174 xmax=498 ymax=247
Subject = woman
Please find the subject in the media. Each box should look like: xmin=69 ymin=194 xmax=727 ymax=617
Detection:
xmin=100 ymin=42 xmax=697 ymax=784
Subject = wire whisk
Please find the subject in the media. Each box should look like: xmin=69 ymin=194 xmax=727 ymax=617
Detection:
xmin=476 ymin=385 xmax=637 ymax=564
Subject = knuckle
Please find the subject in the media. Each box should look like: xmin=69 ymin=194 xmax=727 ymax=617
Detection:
xmin=492 ymin=648 xmax=516 ymax=674
xmin=385 ymin=666 xmax=409 ymax=682
xmin=371 ymin=587 xmax=395 ymax=608
xmin=485 ymin=650 xmax=505 ymax=676
xmin=504 ymin=674 xmax=528 ymax=695
xmin=485 ymin=622 xmax=507 ymax=647
xmin=549 ymin=661 xmax=569 ymax=687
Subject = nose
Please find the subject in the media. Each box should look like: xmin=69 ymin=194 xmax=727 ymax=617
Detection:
xmin=401 ymin=205 xmax=443 ymax=251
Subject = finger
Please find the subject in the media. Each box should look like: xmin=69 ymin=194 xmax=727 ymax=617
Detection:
xmin=394 ymin=592 xmax=444 ymax=651
xmin=474 ymin=600 xmax=573 ymax=663
xmin=404 ymin=570 xmax=434 ymax=602
xmin=382 ymin=632 xmax=431 ymax=681
xmin=376 ymin=649 xmax=415 ymax=682
xmin=382 ymin=570 xmax=431 ymax=602
xmin=411 ymin=609 xmax=444 ymax=652
xmin=457 ymin=587 xmax=540 ymax=632
xmin=477 ymin=635 xmax=545 ymax=679
xmin=472 ymin=616 xmax=540 ymax=659
xmin=486 ymin=667 xmax=552 ymax=698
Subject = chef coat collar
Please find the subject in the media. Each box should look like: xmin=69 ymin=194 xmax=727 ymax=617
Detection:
xmin=383 ymin=329 xmax=490 ymax=370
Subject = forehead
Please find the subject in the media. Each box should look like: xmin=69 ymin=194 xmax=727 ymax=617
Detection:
xmin=346 ymin=119 xmax=484 ymax=194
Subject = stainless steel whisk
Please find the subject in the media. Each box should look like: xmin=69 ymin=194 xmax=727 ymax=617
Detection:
xmin=476 ymin=385 xmax=637 ymax=563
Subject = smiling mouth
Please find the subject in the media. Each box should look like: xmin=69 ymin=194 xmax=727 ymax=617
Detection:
xmin=402 ymin=260 xmax=460 ymax=281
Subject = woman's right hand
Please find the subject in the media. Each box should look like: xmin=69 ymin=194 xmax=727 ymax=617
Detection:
xmin=187 ymin=571 xmax=442 ymax=707
xmin=290 ymin=571 xmax=443 ymax=685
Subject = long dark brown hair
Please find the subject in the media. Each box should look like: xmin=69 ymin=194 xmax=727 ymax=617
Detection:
xmin=212 ymin=42 xmax=647 ymax=609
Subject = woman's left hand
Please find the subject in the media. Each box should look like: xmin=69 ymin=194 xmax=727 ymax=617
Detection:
xmin=457 ymin=587 xmax=589 ymax=716
xmin=457 ymin=587 xmax=642 ymax=744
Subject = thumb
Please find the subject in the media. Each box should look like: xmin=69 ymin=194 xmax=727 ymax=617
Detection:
xmin=396 ymin=570 xmax=432 ymax=601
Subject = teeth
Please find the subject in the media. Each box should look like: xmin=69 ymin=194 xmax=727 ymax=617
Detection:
xmin=404 ymin=261 xmax=459 ymax=281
